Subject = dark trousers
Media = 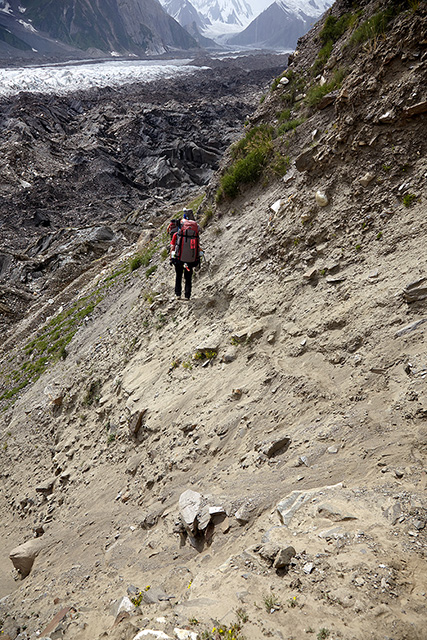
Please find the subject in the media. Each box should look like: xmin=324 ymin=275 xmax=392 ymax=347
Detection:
xmin=174 ymin=262 xmax=193 ymax=299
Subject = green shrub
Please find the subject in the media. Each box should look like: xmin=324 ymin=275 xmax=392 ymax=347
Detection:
xmin=83 ymin=379 xmax=102 ymax=406
xmin=271 ymin=153 xmax=290 ymax=177
xmin=320 ymin=13 xmax=354 ymax=46
xmin=312 ymin=13 xmax=356 ymax=74
xmin=305 ymin=68 xmax=347 ymax=107
xmin=219 ymin=148 xmax=268 ymax=199
xmin=232 ymin=124 xmax=274 ymax=158
xmin=350 ymin=7 xmax=399 ymax=46
xmin=129 ymin=253 xmax=144 ymax=271
xmin=217 ymin=125 xmax=273 ymax=200
xmin=145 ymin=265 xmax=157 ymax=277
xmin=278 ymin=108 xmax=291 ymax=121
xmin=277 ymin=118 xmax=305 ymax=135
xmin=200 ymin=207 xmax=213 ymax=229
xmin=403 ymin=193 xmax=417 ymax=207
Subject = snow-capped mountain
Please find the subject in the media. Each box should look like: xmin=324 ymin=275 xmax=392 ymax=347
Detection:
xmin=191 ymin=0 xmax=254 ymax=27
xmin=160 ymin=0 xmax=333 ymax=42
xmin=0 ymin=0 xmax=198 ymax=60
xmin=161 ymin=0 xmax=255 ymax=40
xmin=162 ymin=0 xmax=211 ymax=31
xmin=227 ymin=0 xmax=333 ymax=48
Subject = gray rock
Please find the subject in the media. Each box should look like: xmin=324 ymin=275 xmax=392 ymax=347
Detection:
xmin=35 ymin=478 xmax=56 ymax=495
xmin=231 ymin=329 xmax=248 ymax=343
xmin=273 ymin=546 xmax=296 ymax=568
xmin=256 ymin=434 xmax=291 ymax=458
xmin=44 ymin=383 xmax=64 ymax=406
xmin=235 ymin=497 xmax=265 ymax=524
xmin=142 ymin=586 xmax=170 ymax=604
xmin=403 ymin=277 xmax=427 ymax=302
xmin=317 ymin=503 xmax=357 ymax=522
xmin=9 ymin=538 xmax=45 ymax=577
xmin=133 ymin=629 xmax=172 ymax=639
xmin=140 ymin=504 xmax=164 ymax=529
xmin=128 ymin=409 xmax=147 ymax=438
xmin=126 ymin=453 xmax=144 ymax=475
xmin=196 ymin=336 xmax=220 ymax=352
xmin=197 ymin=505 xmax=211 ymax=531
xmin=303 ymin=562 xmax=314 ymax=574
xmin=87 ymin=226 xmax=115 ymax=243
xmin=259 ymin=541 xmax=280 ymax=562
xmin=317 ymin=90 xmax=339 ymax=109
xmin=295 ymin=148 xmax=315 ymax=172
xmin=359 ymin=172 xmax=375 ymax=187
xmin=395 ymin=319 xmax=427 ymax=337
xmin=277 ymin=484 xmax=343 ymax=526
xmin=403 ymin=100 xmax=427 ymax=117
xmin=315 ymin=190 xmax=328 ymax=206
xmin=222 ymin=350 xmax=236 ymax=363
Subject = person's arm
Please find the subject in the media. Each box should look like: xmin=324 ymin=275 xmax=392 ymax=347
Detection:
xmin=170 ymin=233 xmax=177 ymax=256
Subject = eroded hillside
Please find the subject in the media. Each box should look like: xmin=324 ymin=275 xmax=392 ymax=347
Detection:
xmin=0 ymin=2 xmax=426 ymax=640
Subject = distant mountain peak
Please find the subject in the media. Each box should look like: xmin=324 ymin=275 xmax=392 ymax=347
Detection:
xmin=0 ymin=0 xmax=199 ymax=60
xmin=227 ymin=0 xmax=333 ymax=49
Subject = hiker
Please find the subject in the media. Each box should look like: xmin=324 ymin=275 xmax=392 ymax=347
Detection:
xmin=170 ymin=212 xmax=200 ymax=300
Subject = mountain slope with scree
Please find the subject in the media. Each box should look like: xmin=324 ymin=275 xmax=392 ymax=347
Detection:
xmin=0 ymin=1 xmax=426 ymax=639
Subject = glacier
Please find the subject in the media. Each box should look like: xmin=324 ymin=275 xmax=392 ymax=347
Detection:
xmin=0 ymin=59 xmax=206 ymax=97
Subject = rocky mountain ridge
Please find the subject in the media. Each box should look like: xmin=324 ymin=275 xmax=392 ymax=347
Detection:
xmin=0 ymin=0 xmax=197 ymax=60
xmin=0 ymin=1 xmax=426 ymax=640
xmin=227 ymin=0 xmax=333 ymax=48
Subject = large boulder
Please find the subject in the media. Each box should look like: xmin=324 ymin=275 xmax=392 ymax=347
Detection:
xmin=9 ymin=538 xmax=45 ymax=577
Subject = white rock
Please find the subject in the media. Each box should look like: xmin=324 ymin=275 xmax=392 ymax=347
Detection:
xmin=110 ymin=596 xmax=134 ymax=618
xmin=270 ymin=198 xmax=285 ymax=214
xmin=179 ymin=490 xmax=202 ymax=528
xmin=303 ymin=562 xmax=314 ymax=574
xmin=174 ymin=629 xmax=198 ymax=640
xmin=280 ymin=76 xmax=289 ymax=85
xmin=315 ymin=190 xmax=328 ymax=206
xmin=133 ymin=632 xmax=172 ymax=640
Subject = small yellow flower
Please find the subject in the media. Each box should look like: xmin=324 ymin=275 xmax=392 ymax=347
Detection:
xmin=212 ymin=628 xmax=216 ymax=633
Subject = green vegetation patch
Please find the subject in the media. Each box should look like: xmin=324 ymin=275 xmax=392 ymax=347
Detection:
xmin=402 ymin=193 xmax=417 ymax=207
xmin=305 ymin=67 xmax=347 ymax=107
xmin=312 ymin=12 xmax=359 ymax=75
xmin=350 ymin=5 xmax=404 ymax=46
xmin=277 ymin=118 xmax=305 ymax=136
xmin=216 ymin=125 xmax=274 ymax=201
xmin=0 ymin=292 xmax=104 ymax=407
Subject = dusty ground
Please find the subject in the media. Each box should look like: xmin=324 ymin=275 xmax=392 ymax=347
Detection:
xmin=0 ymin=2 xmax=426 ymax=640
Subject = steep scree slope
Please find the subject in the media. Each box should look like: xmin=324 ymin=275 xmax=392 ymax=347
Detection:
xmin=0 ymin=2 xmax=426 ymax=640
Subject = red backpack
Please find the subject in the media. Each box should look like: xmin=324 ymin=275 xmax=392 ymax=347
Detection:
xmin=175 ymin=220 xmax=199 ymax=264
